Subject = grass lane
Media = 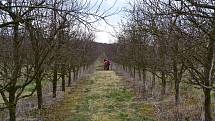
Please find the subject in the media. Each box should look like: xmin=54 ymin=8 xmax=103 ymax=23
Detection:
xmin=41 ymin=70 xmax=156 ymax=121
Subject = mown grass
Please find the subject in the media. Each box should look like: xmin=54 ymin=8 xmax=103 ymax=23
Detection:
xmin=36 ymin=70 xmax=157 ymax=121
xmin=66 ymin=71 xmax=157 ymax=121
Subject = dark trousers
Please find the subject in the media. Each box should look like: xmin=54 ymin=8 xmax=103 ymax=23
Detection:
xmin=104 ymin=65 xmax=110 ymax=70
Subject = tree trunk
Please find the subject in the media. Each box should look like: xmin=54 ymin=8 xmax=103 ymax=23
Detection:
xmin=36 ymin=77 xmax=43 ymax=109
xmin=76 ymin=68 xmax=79 ymax=80
xmin=52 ymin=65 xmax=57 ymax=98
xmin=175 ymin=80 xmax=180 ymax=105
xmin=9 ymin=104 xmax=16 ymax=121
xmin=161 ymin=71 xmax=166 ymax=95
xmin=129 ymin=66 xmax=132 ymax=77
xmin=142 ymin=69 xmax=146 ymax=91
xmin=27 ymin=20 xmax=44 ymax=109
xmin=73 ymin=68 xmax=76 ymax=81
xmin=61 ymin=73 xmax=65 ymax=92
xmin=173 ymin=60 xmax=180 ymax=105
xmin=138 ymin=68 xmax=142 ymax=81
xmin=203 ymin=39 xmax=214 ymax=121
xmin=133 ymin=67 xmax=136 ymax=78
xmin=9 ymin=23 xmax=19 ymax=121
xmin=9 ymin=91 xmax=16 ymax=121
xmin=61 ymin=65 xmax=66 ymax=92
xmin=73 ymin=71 xmax=76 ymax=82
xmin=151 ymin=72 xmax=156 ymax=92
xmin=68 ymin=70 xmax=72 ymax=86
xmin=204 ymin=89 xmax=212 ymax=121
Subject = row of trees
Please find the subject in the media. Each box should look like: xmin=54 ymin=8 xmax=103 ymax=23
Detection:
xmin=0 ymin=0 xmax=110 ymax=120
xmin=107 ymin=0 xmax=215 ymax=121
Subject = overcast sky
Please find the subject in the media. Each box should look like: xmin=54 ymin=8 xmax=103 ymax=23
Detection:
xmin=92 ymin=0 xmax=128 ymax=44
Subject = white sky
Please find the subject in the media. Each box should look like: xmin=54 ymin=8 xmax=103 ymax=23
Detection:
xmin=92 ymin=0 xmax=128 ymax=44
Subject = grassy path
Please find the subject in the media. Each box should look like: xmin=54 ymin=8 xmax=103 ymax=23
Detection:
xmin=41 ymin=71 xmax=156 ymax=121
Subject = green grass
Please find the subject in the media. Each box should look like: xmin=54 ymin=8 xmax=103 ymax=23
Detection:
xmin=107 ymin=89 xmax=133 ymax=102
xmin=66 ymin=71 xmax=157 ymax=121
xmin=24 ymin=79 xmax=50 ymax=92
xmin=36 ymin=70 xmax=157 ymax=121
xmin=0 ymin=79 xmax=50 ymax=103
xmin=68 ymin=114 xmax=90 ymax=121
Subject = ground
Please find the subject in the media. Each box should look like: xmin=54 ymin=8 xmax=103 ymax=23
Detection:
xmin=22 ymin=62 xmax=210 ymax=121
xmin=39 ymin=70 xmax=157 ymax=121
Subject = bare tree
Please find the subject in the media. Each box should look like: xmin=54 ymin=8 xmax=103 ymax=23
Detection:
xmin=0 ymin=0 xmax=115 ymax=120
xmin=109 ymin=0 xmax=215 ymax=121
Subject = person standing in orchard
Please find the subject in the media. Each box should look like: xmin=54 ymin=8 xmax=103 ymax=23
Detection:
xmin=104 ymin=59 xmax=111 ymax=70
